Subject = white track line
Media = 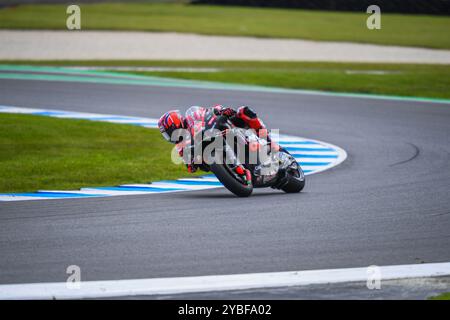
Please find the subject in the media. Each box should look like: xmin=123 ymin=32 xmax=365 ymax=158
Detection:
xmin=291 ymin=152 xmax=338 ymax=157
xmin=0 ymin=262 xmax=448 ymax=300
xmin=178 ymin=177 xmax=220 ymax=182
xmin=122 ymin=183 xmax=221 ymax=190
xmin=0 ymin=195 xmax=53 ymax=201
xmin=38 ymin=190 xmax=114 ymax=195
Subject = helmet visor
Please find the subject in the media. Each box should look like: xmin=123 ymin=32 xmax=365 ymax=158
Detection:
xmin=161 ymin=131 xmax=171 ymax=142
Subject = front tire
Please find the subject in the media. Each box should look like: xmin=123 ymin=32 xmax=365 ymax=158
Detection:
xmin=281 ymin=166 xmax=306 ymax=193
xmin=210 ymin=163 xmax=253 ymax=197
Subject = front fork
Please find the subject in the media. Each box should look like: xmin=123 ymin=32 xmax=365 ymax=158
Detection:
xmin=223 ymin=144 xmax=252 ymax=185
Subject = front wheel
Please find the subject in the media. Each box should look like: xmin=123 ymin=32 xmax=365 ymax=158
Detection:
xmin=210 ymin=163 xmax=253 ymax=197
xmin=281 ymin=165 xmax=306 ymax=193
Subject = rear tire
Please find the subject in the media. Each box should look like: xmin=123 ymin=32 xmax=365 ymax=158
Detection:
xmin=210 ymin=163 xmax=253 ymax=197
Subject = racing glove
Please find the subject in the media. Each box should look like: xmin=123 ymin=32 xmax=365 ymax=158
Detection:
xmin=220 ymin=107 xmax=236 ymax=117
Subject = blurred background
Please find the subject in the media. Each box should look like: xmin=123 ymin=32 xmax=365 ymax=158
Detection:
xmin=0 ymin=0 xmax=449 ymax=100
xmin=1 ymin=0 xmax=449 ymax=15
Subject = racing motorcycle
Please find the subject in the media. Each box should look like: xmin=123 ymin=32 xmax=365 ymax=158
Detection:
xmin=181 ymin=107 xmax=305 ymax=197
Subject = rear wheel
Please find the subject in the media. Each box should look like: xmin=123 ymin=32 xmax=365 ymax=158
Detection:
xmin=210 ymin=163 xmax=253 ymax=197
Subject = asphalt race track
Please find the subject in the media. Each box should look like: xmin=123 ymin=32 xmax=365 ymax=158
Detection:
xmin=1 ymin=73 xmax=450 ymax=288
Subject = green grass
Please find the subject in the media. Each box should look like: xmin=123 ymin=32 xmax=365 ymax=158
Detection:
xmin=128 ymin=63 xmax=450 ymax=99
xmin=2 ymin=60 xmax=450 ymax=99
xmin=428 ymin=292 xmax=450 ymax=300
xmin=1 ymin=3 xmax=450 ymax=48
xmin=0 ymin=113 xmax=192 ymax=193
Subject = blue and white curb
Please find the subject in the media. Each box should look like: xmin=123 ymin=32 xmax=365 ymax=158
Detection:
xmin=0 ymin=105 xmax=347 ymax=201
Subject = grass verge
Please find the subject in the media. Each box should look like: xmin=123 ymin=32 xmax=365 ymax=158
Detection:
xmin=1 ymin=3 xmax=450 ymax=49
xmin=4 ymin=60 xmax=447 ymax=100
xmin=428 ymin=292 xmax=450 ymax=300
xmin=0 ymin=113 xmax=192 ymax=193
xmin=120 ymin=62 xmax=450 ymax=100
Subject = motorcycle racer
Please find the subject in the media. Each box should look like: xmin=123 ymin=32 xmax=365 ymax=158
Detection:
xmin=158 ymin=105 xmax=278 ymax=173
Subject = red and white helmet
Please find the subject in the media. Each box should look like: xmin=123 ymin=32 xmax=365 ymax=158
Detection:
xmin=158 ymin=110 xmax=185 ymax=143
